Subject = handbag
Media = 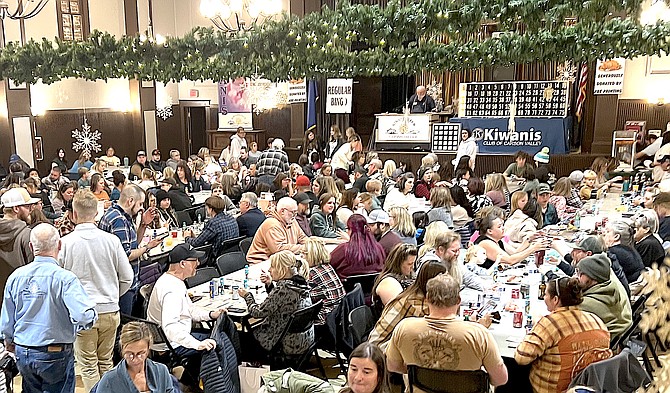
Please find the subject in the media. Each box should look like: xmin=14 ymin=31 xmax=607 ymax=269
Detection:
xmin=238 ymin=363 xmax=270 ymax=393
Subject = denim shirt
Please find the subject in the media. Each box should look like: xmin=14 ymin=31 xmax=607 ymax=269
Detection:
xmin=0 ymin=256 xmax=97 ymax=346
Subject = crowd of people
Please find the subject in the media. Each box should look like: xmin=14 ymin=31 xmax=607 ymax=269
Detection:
xmin=0 ymin=126 xmax=664 ymax=393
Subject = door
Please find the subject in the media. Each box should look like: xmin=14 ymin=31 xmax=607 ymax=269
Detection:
xmin=185 ymin=106 xmax=207 ymax=156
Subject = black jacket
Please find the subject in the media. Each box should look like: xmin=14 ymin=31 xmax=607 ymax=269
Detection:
xmin=149 ymin=160 xmax=166 ymax=173
xmin=168 ymin=187 xmax=193 ymax=211
xmin=608 ymin=244 xmax=645 ymax=283
xmin=200 ymin=315 xmax=241 ymax=393
xmin=635 ymin=235 xmax=665 ymax=268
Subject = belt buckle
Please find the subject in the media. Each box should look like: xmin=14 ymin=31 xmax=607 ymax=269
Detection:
xmin=47 ymin=345 xmax=62 ymax=352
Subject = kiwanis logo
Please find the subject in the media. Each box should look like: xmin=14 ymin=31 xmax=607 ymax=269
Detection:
xmin=473 ymin=127 xmax=542 ymax=146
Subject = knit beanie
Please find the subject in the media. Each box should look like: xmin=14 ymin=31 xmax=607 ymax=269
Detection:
xmin=577 ymin=253 xmax=611 ymax=283
xmin=417 ymin=166 xmax=431 ymax=182
xmin=534 ymin=147 xmax=550 ymax=164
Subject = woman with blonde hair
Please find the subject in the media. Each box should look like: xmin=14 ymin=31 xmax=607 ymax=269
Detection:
xmin=509 ymin=190 xmax=529 ymax=215
xmin=304 ymin=238 xmax=345 ymax=325
xmin=417 ymin=221 xmax=450 ymax=262
xmin=590 ymin=156 xmax=622 ymax=189
xmin=238 ymin=250 xmax=314 ymax=356
xmin=485 ymin=173 xmax=510 ymax=212
xmin=372 ymin=243 xmax=417 ymax=310
xmin=549 ymin=177 xmax=578 ymax=220
xmin=388 ymin=206 xmax=417 ymax=245
xmin=96 ymin=321 xmax=174 ymax=393
xmin=137 ymin=168 xmax=158 ymax=190
xmin=91 ymin=158 xmax=108 ymax=175
xmin=162 ymin=166 xmax=175 ymax=181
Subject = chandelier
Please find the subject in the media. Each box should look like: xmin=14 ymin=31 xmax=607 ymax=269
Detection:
xmin=0 ymin=0 xmax=50 ymax=20
xmin=199 ymin=0 xmax=282 ymax=33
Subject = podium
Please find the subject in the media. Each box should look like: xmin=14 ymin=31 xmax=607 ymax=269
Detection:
xmin=372 ymin=113 xmax=437 ymax=151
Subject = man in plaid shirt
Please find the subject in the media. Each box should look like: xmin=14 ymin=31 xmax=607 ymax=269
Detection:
xmin=256 ymin=138 xmax=289 ymax=185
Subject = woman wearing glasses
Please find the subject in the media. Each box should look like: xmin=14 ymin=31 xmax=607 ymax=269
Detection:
xmin=514 ymin=277 xmax=611 ymax=393
xmin=96 ymin=321 xmax=175 ymax=393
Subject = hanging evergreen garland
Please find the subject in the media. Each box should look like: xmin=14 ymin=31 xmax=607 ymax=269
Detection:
xmin=0 ymin=0 xmax=668 ymax=84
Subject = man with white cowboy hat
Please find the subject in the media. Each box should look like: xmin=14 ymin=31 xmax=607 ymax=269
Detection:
xmin=0 ymin=188 xmax=40 ymax=302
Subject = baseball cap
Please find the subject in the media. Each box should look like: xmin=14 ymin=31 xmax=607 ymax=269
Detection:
xmin=572 ymin=236 xmax=605 ymax=254
xmin=655 ymin=143 xmax=670 ymax=164
xmin=538 ymin=183 xmax=552 ymax=194
xmin=293 ymin=192 xmax=311 ymax=205
xmin=161 ymin=178 xmax=177 ymax=186
xmin=295 ymin=175 xmax=311 ymax=187
xmin=366 ymin=209 xmax=390 ymax=224
xmin=137 ymin=150 xmax=147 ymax=157
xmin=151 ymin=149 xmax=161 ymax=155
xmin=1 ymin=188 xmax=40 ymax=208
xmin=169 ymin=244 xmax=206 ymax=264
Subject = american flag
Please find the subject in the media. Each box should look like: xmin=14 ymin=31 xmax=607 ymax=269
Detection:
xmin=575 ymin=63 xmax=588 ymax=123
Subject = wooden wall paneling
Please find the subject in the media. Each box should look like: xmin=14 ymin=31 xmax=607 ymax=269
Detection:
xmin=591 ymin=95 xmax=619 ymax=154
xmin=352 ymin=77 xmax=381 ymax=138
xmin=253 ymin=107 xmax=290 ymax=146
xmin=156 ymin=104 xmax=183 ymax=155
xmin=616 ymin=100 xmax=670 ymax=131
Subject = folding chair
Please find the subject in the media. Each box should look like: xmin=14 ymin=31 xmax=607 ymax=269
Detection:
xmin=407 ymin=365 xmax=490 ymax=393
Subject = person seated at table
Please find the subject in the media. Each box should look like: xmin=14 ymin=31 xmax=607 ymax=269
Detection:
xmin=70 ymin=150 xmax=94 ymax=174
xmin=77 ymin=167 xmax=91 ymax=188
xmin=359 ymin=192 xmax=379 ymax=215
xmin=237 ymin=192 xmax=266 ymax=238
xmin=533 ymin=147 xmax=555 ymax=185
xmin=567 ymin=171 xmax=585 ymax=208
xmin=426 ymin=187 xmax=454 ymax=228
xmin=449 ymin=185 xmax=475 ymax=229
xmin=366 ymin=210 xmax=402 ymax=258
xmin=95 ymin=321 xmax=176 ymax=393
xmin=369 ymin=261 xmax=447 ymax=350
xmin=579 ymin=170 xmax=601 ymax=200
xmin=330 ymin=214 xmax=385 ymax=279
xmin=304 ymin=238 xmax=345 ymax=326
xmin=146 ymin=244 xmax=226 ymax=389
xmin=145 ymin=192 xmax=162 ymax=230
xmin=110 ymin=170 xmax=126 ymax=202
xmin=161 ymin=178 xmax=192 ymax=212
xmin=474 ymin=209 xmax=545 ymax=268
xmin=515 ymin=277 xmax=612 ymax=393
xmin=632 ymin=209 xmax=665 ymax=267
xmin=383 ymin=173 xmax=414 ymax=211
xmin=129 ymin=151 xmax=149 ymax=181
xmin=504 ymin=196 xmax=542 ymax=249
xmin=247 ymin=197 xmax=308 ymax=263
xmin=417 ymin=231 xmax=488 ymax=291
xmin=603 ymin=220 xmax=645 ymax=283
xmin=549 ymin=178 xmax=578 ymax=221
xmin=503 ymin=151 xmax=534 ymax=179
xmin=90 ymin=158 xmax=108 ymax=177
xmin=590 ymin=156 xmax=622 ymax=190
xmin=238 ymin=250 xmax=313 ymax=361
xmin=339 ymin=342 xmax=391 ymax=393
xmin=575 ymin=254 xmax=632 ymax=342
xmin=372 ymin=243 xmax=416 ymax=315
xmin=310 ymin=193 xmax=346 ymax=239
xmin=413 ymin=166 xmax=435 ymax=200
xmin=190 ymin=161 xmax=211 ymax=193
xmin=654 ymin=192 xmax=670 ymax=242
xmin=388 ymin=206 xmax=417 ymax=246
xmin=99 ymin=147 xmax=121 ymax=168
xmin=336 ymin=188 xmax=360 ymax=225
xmin=386 ymin=273 xmax=507 ymax=387
xmin=417 ymin=221 xmax=450 ymax=268
xmin=90 ymin=173 xmax=111 ymax=209
xmin=173 ymin=160 xmax=192 ymax=193
xmin=292 ymin=192 xmax=313 ymax=237
xmin=154 ymin=190 xmax=178 ymax=228
xmin=484 ymin=173 xmax=510 ymax=212
xmin=536 ymin=183 xmax=559 ymax=227
xmin=184 ymin=196 xmax=239 ymax=262
xmin=206 ymin=182 xmax=236 ymax=213
xmin=137 ymin=168 xmax=158 ymax=190
xmin=220 ymin=171 xmax=242 ymax=205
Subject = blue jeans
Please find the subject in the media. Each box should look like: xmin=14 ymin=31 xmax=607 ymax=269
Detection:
xmin=15 ymin=344 xmax=76 ymax=393
xmin=119 ymin=262 xmax=140 ymax=315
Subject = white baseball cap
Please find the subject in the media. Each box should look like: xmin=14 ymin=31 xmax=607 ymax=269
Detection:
xmin=1 ymin=188 xmax=40 ymax=208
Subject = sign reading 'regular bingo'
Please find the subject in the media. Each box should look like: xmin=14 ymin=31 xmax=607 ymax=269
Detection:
xmin=326 ymin=79 xmax=353 ymax=114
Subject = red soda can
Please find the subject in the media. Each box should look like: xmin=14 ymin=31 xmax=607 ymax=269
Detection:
xmin=534 ymin=249 xmax=545 ymax=266
xmin=511 ymin=288 xmax=520 ymax=299
xmin=513 ymin=311 xmax=523 ymax=328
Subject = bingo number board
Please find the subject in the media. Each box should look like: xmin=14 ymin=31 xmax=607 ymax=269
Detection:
xmin=459 ymin=81 xmax=569 ymax=118
xmin=432 ymin=123 xmax=462 ymax=153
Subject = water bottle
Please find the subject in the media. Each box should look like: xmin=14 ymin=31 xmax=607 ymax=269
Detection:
xmin=219 ymin=277 xmax=225 ymax=295
xmin=123 ymin=156 xmax=129 ymax=167
xmin=244 ymin=264 xmax=249 ymax=280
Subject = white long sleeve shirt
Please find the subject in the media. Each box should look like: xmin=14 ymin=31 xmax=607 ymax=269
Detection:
xmin=59 ymin=223 xmax=133 ymax=314
xmin=146 ymin=273 xmax=211 ymax=350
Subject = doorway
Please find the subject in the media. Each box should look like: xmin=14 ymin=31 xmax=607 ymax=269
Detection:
xmin=183 ymin=104 xmax=209 ymax=156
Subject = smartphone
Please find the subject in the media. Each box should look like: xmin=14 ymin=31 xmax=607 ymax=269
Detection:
xmin=155 ymin=232 xmax=169 ymax=241
xmin=227 ymin=307 xmax=246 ymax=313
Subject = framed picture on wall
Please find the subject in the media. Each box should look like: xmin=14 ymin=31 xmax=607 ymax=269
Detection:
xmin=647 ymin=55 xmax=670 ymax=75
xmin=34 ymin=136 xmax=44 ymax=161
xmin=8 ymin=80 xmax=26 ymax=90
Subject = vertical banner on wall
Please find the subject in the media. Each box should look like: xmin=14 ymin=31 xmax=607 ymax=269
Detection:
xmin=288 ymin=79 xmax=307 ymax=103
xmin=217 ymin=78 xmax=252 ymax=130
xmin=593 ymin=58 xmax=626 ymax=95
xmin=325 ymin=78 xmax=353 ymax=114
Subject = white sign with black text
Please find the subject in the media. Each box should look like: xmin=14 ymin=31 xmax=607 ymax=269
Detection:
xmin=326 ymin=79 xmax=353 ymax=113
xmin=288 ymin=80 xmax=307 ymax=103
xmin=594 ymin=58 xmax=626 ymax=95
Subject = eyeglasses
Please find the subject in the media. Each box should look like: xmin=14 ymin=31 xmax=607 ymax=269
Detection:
xmin=123 ymin=350 xmax=148 ymax=361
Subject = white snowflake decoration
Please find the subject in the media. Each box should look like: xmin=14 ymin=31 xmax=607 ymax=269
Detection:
xmin=71 ymin=117 xmax=102 ymax=154
xmin=156 ymin=105 xmax=173 ymax=121
xmin=556 ymin=60 xmax=577 ymax=82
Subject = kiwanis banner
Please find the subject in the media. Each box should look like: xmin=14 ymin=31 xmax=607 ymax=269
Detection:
xmin=449 ymin=117 xmax=570 ymax=154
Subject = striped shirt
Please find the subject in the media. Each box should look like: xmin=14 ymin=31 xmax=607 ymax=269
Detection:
xmin=514 ymin=306 xmax=612 ymax=393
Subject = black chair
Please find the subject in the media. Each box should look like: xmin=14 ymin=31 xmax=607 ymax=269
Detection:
xmin=193 ymin=244 xmax=213 ymax=267
xmin=181 ymin=206 xmax=201 ymax=221
xmin=239 ymin=237 xmax=253 ymax=256
xmin=176 ymin=210 xmax=193 ymax=227
xmin=184 ymin=267 xmax=219 ymax=288
xmin=270 ymin=301 xmax=326 ymax=377
xmin=348 ymin=305 xmax=375 ymax=347
xmin=219 ymin=235 xmax=247 ymax=256
xmin=341 ymin=272 xmax=379 ymax=302
xmin=216 ymin=252 xmax=247 ymax=276
xmin=407 ymin=365 xmax=490 ymax=393
xmin=331 ymin=283 xmax=365 ymax=373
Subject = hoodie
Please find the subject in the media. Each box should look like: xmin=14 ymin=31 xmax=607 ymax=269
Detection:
xmin=503 ymin=209 xmax=538 ymax=247
xmin=309 ymin=206 xmax=344 ymax=239
xmin=243 ymin=275 xmax=314 ymax=354
xmin=0 ymin=218 xmax=33 ymax=303
xmin=580 ymin=254 xmax=632 ymax=341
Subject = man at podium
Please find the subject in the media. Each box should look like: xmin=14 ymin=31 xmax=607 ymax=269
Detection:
xmin=408 ymin=85 xmax=436 ymax=113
